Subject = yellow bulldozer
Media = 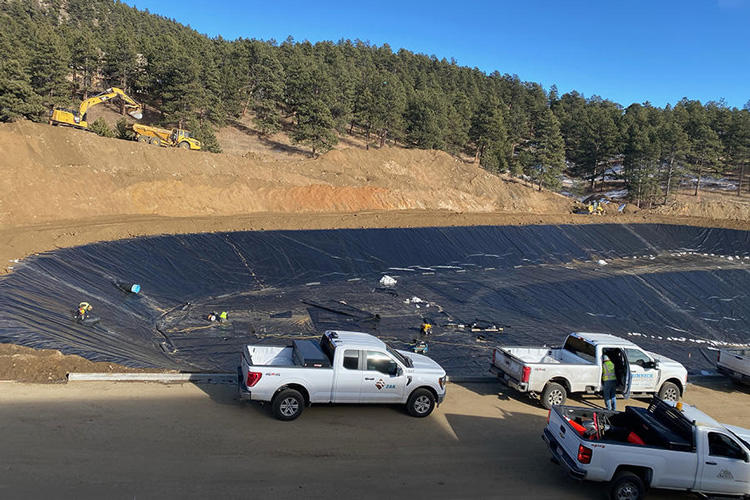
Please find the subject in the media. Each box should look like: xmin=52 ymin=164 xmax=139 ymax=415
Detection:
xmin=49 ymin=87 xmax=142 ymax=129
xmin=132 ymin=124 xmax=202 ymax=150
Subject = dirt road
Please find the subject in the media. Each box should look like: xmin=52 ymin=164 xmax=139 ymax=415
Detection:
xmin=0 ymin=378 xmax=746 ymax=499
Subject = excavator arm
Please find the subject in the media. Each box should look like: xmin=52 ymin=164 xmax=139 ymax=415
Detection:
xmin=78 ymin=87 xmax=143 ymax=120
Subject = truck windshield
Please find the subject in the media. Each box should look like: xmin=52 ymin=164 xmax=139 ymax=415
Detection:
xmin=387 ymin=345 xmax=413 ymax=367
xmin=563 ymin=336 xmax=596 ymax=362
xmin=729 ymin=430 xmax=750 ymax=451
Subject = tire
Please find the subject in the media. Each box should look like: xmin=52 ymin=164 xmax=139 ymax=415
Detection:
xmin=271 ymin=388 xmax=304 ymax=421
xmin=657 ymin=381 xmax=680 ymax=402
xmin=137 ymin=135 xmax=149 ymax=143
xmin=150 ymin=136 xmax=161 ymax=146
xmin=406 ymin=388 xmax=436 ymax=417
xmin=541 ymin=382 xmax=567 ymax=409
xmin=179 ymin=141 xmax=190 ymax=149
xmin=608 ymin=471 xmax=645 ymax=500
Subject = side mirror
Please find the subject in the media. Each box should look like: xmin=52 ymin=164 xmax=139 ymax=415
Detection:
xmin=397 ymin=366 xmax=403 ymax=377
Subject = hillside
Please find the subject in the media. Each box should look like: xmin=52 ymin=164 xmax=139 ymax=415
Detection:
xmin=3 ymin=0 xmax=749 ymax=206
xmin=0 ymin=120 xmax=572 ymax=228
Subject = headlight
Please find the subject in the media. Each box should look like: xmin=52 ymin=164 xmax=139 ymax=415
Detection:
xmin=439 ymin=375 xmax=447 ymax=389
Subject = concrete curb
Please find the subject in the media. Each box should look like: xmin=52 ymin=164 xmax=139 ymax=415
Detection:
xmin=67 ymin=372 xmax=236 ymax=383
xmin=447 ymin=376 xmax=497 ymax=383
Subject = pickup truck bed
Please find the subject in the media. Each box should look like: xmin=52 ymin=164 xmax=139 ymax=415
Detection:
xmin=244 ymin=340 xmax=331 ymax=368
xmin=506 ymin=347 xmax=590 ymax=365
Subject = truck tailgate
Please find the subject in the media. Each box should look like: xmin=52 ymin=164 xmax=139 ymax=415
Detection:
xmin=545 ymin=407 xmax=589 ymax=471
xmin=491 ymin=348 xmax=527 ymax=382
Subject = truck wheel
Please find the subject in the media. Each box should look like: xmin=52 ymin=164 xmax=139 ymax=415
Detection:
xmin=150 ymin=136 xmax=161 ymax=146
xmin=272 ymin=389 xmax=304 ymax=421
xmin=406 ymin=388 xmax=436 ymax=417
xmin=541 ymin=382 xmax=567 ymax=409
xmin=609 ymin=471 xmax=645 ymax=500
xmin=657 ymin=381 xmax=680 ymax=402
xmin=137 ymin=135 xmax=149 ymax=143
xmin=179 ymin=141 xmax=190 ymax=149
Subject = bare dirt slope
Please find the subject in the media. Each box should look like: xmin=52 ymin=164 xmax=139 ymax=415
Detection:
xmin=0 ymin=120 xmax=571 ymax=228
xmin=0 ymin=343 xmax=166 ymax=382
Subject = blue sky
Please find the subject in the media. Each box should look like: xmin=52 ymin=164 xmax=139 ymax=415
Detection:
xmin=124 ymin=0 xmax=750 ymax=108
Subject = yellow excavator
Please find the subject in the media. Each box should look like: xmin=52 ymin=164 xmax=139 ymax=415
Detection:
xmin=49 ymin=87 xmax=143 ymax=129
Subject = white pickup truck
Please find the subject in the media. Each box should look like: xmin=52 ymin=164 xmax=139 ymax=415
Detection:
xmin=238 ymin=330 xmax=447 ymax=420
xmin=718 ymin=349 xmax=750 ymax=385
xmin=543 ymin=398 xmax=750 ymax=499
xmin=490 ymin=333 xmax=688 ymax=409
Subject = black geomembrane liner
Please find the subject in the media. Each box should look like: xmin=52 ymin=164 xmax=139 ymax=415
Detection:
xmin=0 ymin=224 xmax=748 ymax=376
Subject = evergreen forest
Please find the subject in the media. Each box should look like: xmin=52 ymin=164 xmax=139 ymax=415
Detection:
xmin=1 ymin=0 xmax=749 ymax=205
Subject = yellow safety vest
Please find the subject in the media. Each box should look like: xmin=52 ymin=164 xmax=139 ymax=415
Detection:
xmin=602 ymin=360 xmax=616 ymax=382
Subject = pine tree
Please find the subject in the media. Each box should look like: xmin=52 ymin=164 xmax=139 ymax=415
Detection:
xmin=291 ymin=97 xmax=338 ymax=155
xmin=680 ymin=100 xmax=722 ymax=197
xmin=102 ymin=27 xmax=141 ymax=114
xmin=28 ymin=25 xmax=70 ymax=107
xmin=69 ymin=30 xmax=99 ymax=99
xmin=658 ymin=107 xmax=690 ymax=203
xmin=160 ymin=55 xmax=204 ymax=125
xmin=468 ymin=97 xmax=507 ymax=170
xmin=727 ymin=110 xmax=750 ymax=195
xmin=574 ymin=101 xmax=620 ymax=191
xmin=250 ymin=49 xmax=285 ymax=136
xmin=0 ymin=57 xmax=42 ymax=121
xmin=622 ymin=104 xmax=661 ymax=207
xmin=405 ymin=89 xmax=447 ymax=150
xmin=531 ymin=108 xmax=566 ymax=190
xmin=187 ymin=116 xmax=222 ymax=153
xmin=446 ymin=93 xmax=472 ymax=153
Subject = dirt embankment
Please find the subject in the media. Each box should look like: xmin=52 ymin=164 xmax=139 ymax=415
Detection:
xmin=0 ymin=343 xmax=166 ymax=383
xmin=0 ymin=120 xmax=572 ymax=227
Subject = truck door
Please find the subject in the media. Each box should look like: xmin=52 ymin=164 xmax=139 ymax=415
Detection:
xmin=624 ymin=348 xmax=658 ymax=392
xmin=360 ymin=350 xmax=408 ymax=403
xmin=332 ymin=349 xmax=362 ymax=403
xmin=605 ymin=348 xmax=631 ymax=400
xmin=698 ymin=431 xmax=750 ymax=495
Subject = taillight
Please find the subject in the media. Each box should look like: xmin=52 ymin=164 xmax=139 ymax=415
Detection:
xmin=246 ymin=371 xmax=262 ymax=387
xmin=547 ymin=409 xmax=551 ymax=424
xmin=521 ymin=366 xmax=531 ymax=383
xmin=717 ymin=351 xmax=721 ymax=362
xmin=577 ymin=444 xmax=593 ymax=464
xmin=492 ymin=350 xmax=497 ymax=365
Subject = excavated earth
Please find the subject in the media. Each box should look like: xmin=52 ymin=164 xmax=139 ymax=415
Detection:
xmin=1 ymin=121 xmax=749 ymax=381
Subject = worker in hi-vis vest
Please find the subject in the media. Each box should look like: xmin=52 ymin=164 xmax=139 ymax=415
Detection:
xmin=601 ymin=354 xmax=618 ymax=410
